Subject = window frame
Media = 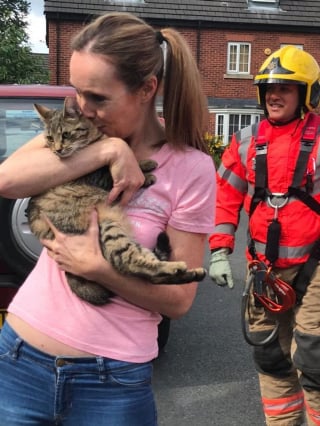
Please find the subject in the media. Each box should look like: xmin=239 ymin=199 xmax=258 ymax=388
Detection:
xmin=248 ymin=0 xmax=279 ymax=5
xmin=227 ymin=42 xmax=251 ymax=75
xmin=113 ymin=0 xmax=144 ymax=2
xmin=213 ymin=110 xmax=262 ymax=145
xmin=280 ymin=43 xmax=303 ymax=50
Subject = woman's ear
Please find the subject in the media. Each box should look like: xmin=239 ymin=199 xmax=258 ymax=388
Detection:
xmin=140 ymin=76 xmax=158 ymax=103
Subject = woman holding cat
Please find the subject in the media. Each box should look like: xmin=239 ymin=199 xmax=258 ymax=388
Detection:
xmin=0 ymin=11 xmax=215 ymax=426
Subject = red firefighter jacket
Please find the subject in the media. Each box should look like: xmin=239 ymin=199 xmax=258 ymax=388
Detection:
xmin=209 ymin=112 xmax=320 ymax=268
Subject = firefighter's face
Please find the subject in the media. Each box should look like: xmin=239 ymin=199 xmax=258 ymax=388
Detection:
xmin=265 ymin=83 xmax=300 ymax=123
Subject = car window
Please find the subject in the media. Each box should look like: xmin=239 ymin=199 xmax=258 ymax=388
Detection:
xmin=0 ymin=98 xmax=65 ymax=161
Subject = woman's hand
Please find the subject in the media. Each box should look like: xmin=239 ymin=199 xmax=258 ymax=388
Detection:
xmin=41 ymin=212 xmax=204 ymax=319
xmin=105 ymin=137 xmax=145 ymax=205
xmin=41 ymin=210 xmax=105 ymax=278
xmin=0 ymin=134 xmax=144 ymax=203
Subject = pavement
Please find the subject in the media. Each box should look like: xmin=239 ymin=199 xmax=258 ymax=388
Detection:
xmin=153 ymin=213 xmax=267 ymax=425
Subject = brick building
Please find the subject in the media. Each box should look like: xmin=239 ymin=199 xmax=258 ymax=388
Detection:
xmin=44 ymin=0 xmax=320 ymax=143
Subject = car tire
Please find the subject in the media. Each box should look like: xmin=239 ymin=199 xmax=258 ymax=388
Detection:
xmin=0 ymin=197 xmax=38 ymax=279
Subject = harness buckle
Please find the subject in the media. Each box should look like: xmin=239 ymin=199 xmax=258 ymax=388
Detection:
xmin=267 ymin=193 xmax=288 ymax=209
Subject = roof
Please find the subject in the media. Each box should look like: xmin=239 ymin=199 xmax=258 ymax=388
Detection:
xmin=44 ymin=0 xmax=320 ymax=31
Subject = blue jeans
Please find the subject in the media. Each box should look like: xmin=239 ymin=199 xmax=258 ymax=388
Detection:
xmin=0 ymin=321 xmax=157 ymax=426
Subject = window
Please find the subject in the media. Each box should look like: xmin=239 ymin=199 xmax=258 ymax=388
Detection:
xmin=248 ymin=0 xmax=279 ymax=7
xmin=227 ymin=43 xmax=251 ymax=74
xmin=280 ymin=44 xmax=303 ymax=50
xmin=215 ymin=112 xmax=260 ymax=145
xmin=0 ymin=97 xmax=69 ymax=159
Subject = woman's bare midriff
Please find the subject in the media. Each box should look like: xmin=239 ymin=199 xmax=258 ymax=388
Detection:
xmin=6 ymin=313 xmax=96 ymax=357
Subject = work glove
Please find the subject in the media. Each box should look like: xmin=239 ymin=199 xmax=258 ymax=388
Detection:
xmin=209 ymin=248 xmax=234 ymax=289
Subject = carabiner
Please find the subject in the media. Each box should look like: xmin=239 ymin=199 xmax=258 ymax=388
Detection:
xmin=241 ymin=260 xmax=297 ymax=346
xmin=253 ymin=267 xmax=296 ymax=313
xmin=241 ymin=270 xmax=279 ymax=347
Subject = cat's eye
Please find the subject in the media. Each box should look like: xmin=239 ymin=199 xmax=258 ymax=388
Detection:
xmin=47 ymin=135 xmax=54 ymax=142
xmin=62 ymin=131 xmax=71 ymax=139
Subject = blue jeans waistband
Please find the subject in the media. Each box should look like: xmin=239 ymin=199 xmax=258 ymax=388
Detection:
xmin=0 ymin=320 xmax=139 ymax=371
xmin=0 ymin=321 xmax=156 ymax=425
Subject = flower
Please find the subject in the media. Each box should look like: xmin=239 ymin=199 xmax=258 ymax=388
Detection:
xmin=204 ymin=132 xmax=227 ymax=167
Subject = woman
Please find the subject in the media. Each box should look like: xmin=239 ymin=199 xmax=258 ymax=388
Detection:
xmin=0 ymin=12 xmax=215 ymax=426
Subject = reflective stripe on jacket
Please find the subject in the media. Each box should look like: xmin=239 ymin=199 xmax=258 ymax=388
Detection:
xmin=209 ymin=112 xmax=320 ymax=268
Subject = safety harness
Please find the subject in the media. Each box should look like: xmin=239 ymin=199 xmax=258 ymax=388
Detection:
xmin=242 ymin=114 xmax=320 ymax=346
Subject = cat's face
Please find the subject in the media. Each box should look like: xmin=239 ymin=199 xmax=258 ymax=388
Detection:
xmin=34 ymin=98 xmax=103 ymax=158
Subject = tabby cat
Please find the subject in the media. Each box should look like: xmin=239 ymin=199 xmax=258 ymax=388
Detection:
xmin=27 ymin=97 xmax=206 ymax=305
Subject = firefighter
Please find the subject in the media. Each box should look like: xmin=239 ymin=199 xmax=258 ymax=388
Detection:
xmin=209 ymin=45 xmax=320 ymax=426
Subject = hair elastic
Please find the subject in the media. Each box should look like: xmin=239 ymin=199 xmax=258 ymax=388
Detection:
xmin=156 ymin=31 xmax=166 ymax=45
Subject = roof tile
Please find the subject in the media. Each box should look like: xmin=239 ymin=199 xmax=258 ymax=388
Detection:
xmin=44 ymin=0 xmax=320 ymax=29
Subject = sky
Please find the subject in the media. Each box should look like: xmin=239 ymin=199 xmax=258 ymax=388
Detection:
xmin=27 ymin=0 xmax=48 ymax=53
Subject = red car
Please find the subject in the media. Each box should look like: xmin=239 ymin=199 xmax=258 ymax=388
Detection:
xmin=0 ymin=85 xmax=170 ymax=349
xmin=0 ymin=85 xmax=76 ymax=328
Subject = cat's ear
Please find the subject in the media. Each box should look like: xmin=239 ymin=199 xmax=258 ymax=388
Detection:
xmin=63 ymin=96 xmax=81 ymax=118
xmin=34 ymin=104 xmax=52 ymax=122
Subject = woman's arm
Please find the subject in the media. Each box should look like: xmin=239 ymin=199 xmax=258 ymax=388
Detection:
xmin=42 ymin=211 xmax=206 ymax=319
xmin=0 ymin=133 xmax=144 ymax=204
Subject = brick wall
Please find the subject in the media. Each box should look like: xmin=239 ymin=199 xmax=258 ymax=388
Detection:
xmin=48 ymin=20 xmax=81 ymax=85
xmin=48 ymin=20 xmax=320 ymax=132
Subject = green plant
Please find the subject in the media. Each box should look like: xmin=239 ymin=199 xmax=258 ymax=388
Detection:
xmin=204 ymin=132 xmax=226 ymax=168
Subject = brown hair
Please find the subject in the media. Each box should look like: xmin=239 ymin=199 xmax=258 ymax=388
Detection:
xmin=71 ymin=12 xmax=208 ymax=152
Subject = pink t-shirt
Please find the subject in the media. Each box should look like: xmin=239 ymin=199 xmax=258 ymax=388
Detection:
xmin=9 ymin=144 xmax=216 ymax=362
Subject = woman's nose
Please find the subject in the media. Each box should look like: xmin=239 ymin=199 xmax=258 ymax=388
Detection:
xmin=76 ymin=95 xmax=96 ymax=119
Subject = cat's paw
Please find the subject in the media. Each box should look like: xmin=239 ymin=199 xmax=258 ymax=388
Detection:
xmin=150 ymin=267 xmax=207 ymax=284
xmin=139 ymin=159 xmax=158 ymax=172
xmin=139 ymin=159 xmax=158 ymax=188
xmin=171 ymin=267 xmax=207 ymax=284
xmin=183 ymin=267 xmax=207 ymax=283
xmin=143 ymin=173 xmax=157 ymax=187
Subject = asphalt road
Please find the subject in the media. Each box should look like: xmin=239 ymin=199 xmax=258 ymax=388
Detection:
xmin=153 ymin=213 xmax=266 ymax=426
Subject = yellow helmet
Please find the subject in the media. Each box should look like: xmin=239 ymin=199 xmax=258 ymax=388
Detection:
xmin=254 ymin=45 xmax=320 ymax=111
